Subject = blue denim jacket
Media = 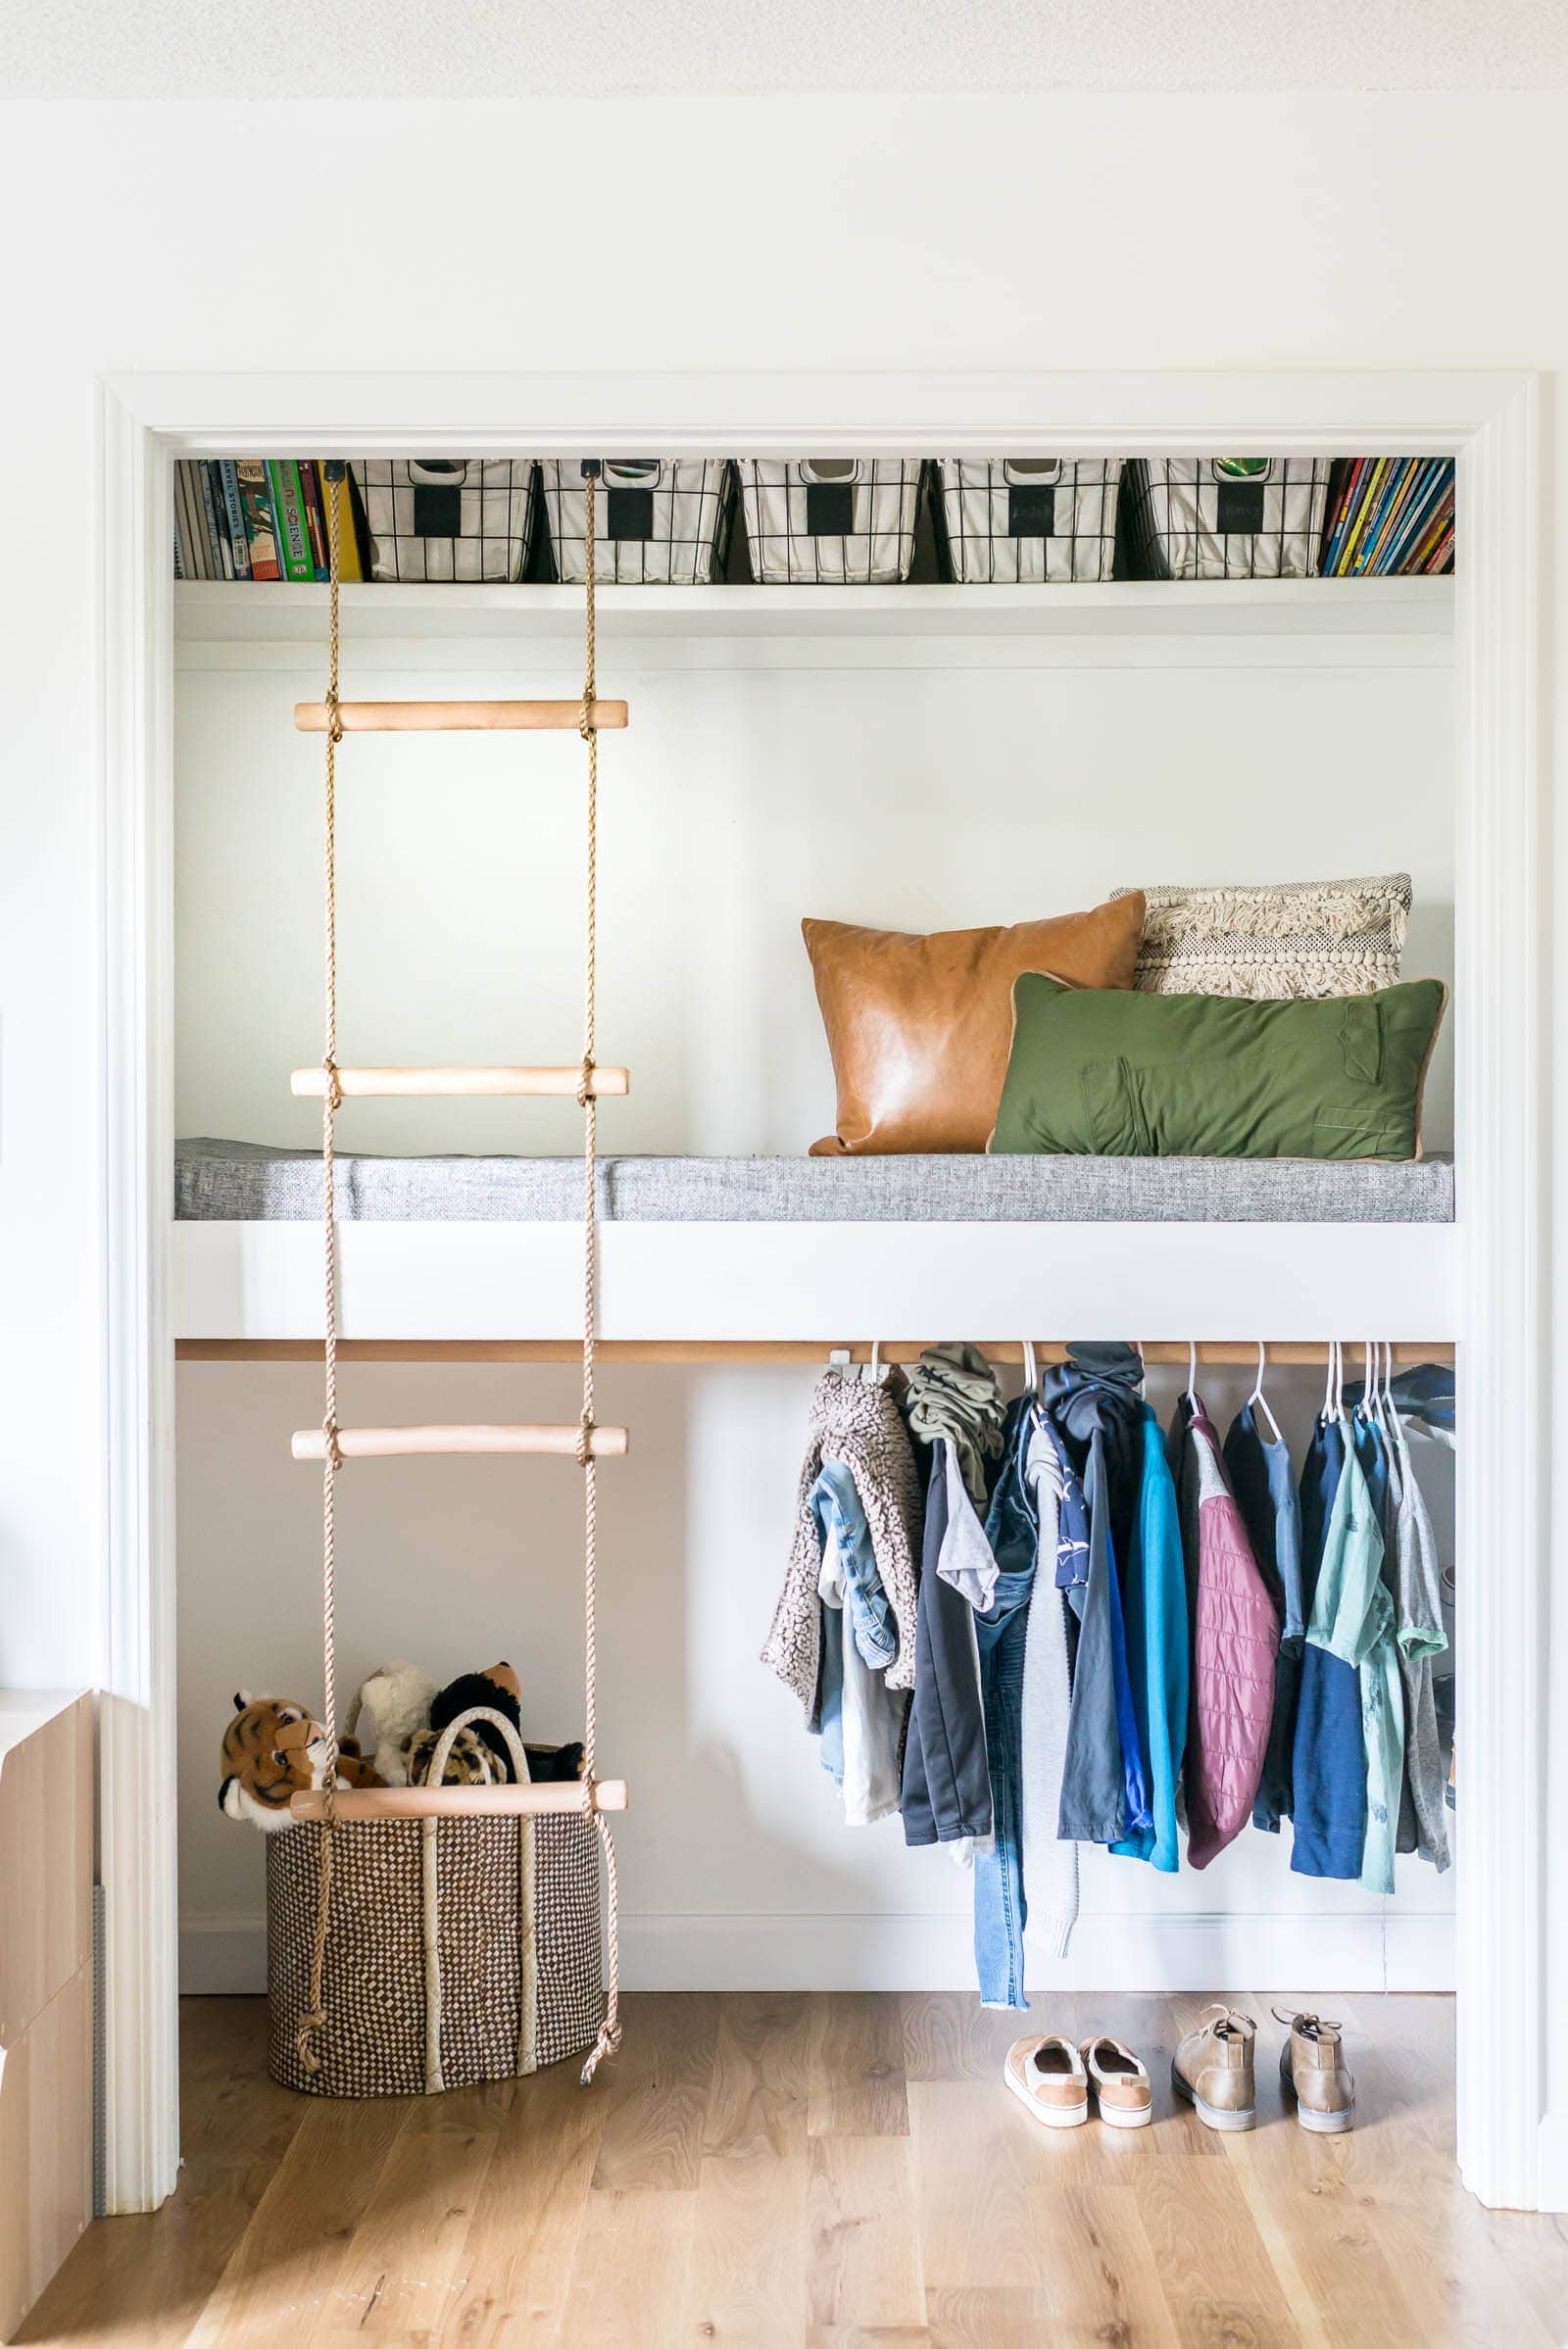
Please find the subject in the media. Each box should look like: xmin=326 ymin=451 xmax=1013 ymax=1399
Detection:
xmin=811 ymin=1459 xmax=897 ymax=1669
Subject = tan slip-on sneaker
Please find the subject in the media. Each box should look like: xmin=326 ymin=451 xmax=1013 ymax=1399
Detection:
xmin=1171 ymin=2004 xmax=1257 ymax=2132
xmin=1274 ymin=2008 xmax=1355 ymax=2133
xmin=1004 ymin=2034 xmax=1090 ymax=2129
xmin=1080 ymin=2034 xmax=1153 ymax=2129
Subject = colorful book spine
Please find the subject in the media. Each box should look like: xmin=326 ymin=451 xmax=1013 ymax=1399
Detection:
xmin=236 ymin=460 xmax=281 ymax=579
xmin=267 ymin=460 xmax=315 ymax=583
xmin=178 ymin=465 xmax=211 ymax=579
xmin=217 ymin=461 xmax=252 ymax=579
xmin=198 ymin=462 xmax=232 ymax=579
xmin=320 ymin=467 xmax=365 ymax=582
xmin=298 ymin=462 xmax=329 ymax=579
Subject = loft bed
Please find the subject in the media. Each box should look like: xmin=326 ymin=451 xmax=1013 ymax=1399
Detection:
xmin=175 ymin=1139 xmax=1454 ymax=1226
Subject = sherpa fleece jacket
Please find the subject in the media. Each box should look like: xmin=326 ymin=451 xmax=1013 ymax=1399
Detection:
xmin=763 ymin=1370 xmax=922 ymax=1711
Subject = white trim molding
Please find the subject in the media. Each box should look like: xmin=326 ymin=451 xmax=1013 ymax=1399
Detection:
xmin=99 ymin=387 xmax=180 ymax=2213
xmin=100 ymin=368 xmax=1546 ymax=2211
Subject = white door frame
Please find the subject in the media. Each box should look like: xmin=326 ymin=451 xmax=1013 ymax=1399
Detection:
xmin=99 ymin=369 xmax=1545 ymax=2212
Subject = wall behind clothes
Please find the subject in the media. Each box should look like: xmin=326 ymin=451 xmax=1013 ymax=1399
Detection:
xmin=177 ymin=1358 xmax=1455 ymax=1995
xmin=174 ymin=645 xmax=1456 ymax=1157
xmin=0 ymin=87 xmax=1561 ymax=2163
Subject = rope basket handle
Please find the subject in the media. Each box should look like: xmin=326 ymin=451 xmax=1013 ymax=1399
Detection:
xmin=423 ymin=1701 xmax=534 ymax=1788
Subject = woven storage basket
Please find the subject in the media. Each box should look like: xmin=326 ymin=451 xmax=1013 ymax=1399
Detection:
xmin=737 ymin=459 xmax=923 ymax=583
xmin=1124 ymin=457 xmax=1330 ymax=580
xmin=540 ymin=460 xmax=733 ymax=584
xmin=266 ymin=1707 xmax=602 ymax=2096
xmin=934 ymin=459 xmax=1124 ymax=583
xmin=351 ymin=459 xmax=538 ymax=582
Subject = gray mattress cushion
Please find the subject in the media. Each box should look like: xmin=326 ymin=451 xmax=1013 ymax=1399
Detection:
xmin=176 ymin=1139 xmax=1455 ymax=1224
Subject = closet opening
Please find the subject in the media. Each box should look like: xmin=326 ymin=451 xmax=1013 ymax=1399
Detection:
xmin=96 ymin=371 xmax=1545 ymax=2218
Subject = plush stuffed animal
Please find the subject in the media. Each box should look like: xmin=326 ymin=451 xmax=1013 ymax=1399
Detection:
xmin=428 ymin=1661 xmax=525 ymax=1781
xmin=404 ymin=1725 xmax=498 ymax=1787
xmin=348 ymin=1660 xmax=438 ymax=1787
xmin=523 ymin=1740 xmax=586 ymax=1784
xmin=218 ymin=1692 xmax=382 ymax=1832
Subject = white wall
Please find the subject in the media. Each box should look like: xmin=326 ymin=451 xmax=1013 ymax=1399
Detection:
xmin=174 ymin=636 xmax=1456 ymax=1155
xmin=0 ymin=88 xmax=1563 ymax=2177
xmin=177 ymin=1358 xmax=1455 ymax=1994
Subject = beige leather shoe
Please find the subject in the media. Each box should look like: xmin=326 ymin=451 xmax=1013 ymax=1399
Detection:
xmin=1004 ymin=2033 xmax=1090 ymax=2129
xmin=1080 ymin=2034 xmax=1153 ymax=2129
xmin=1274 ymin=2008 xmax=1355 ymax=2133
xmin=1171 ymin=2004 xmax=1257 ymax=2132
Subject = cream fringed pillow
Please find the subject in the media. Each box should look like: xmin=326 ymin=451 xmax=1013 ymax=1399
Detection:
xmin=1110 ymin=873 xmax=1410 ymax=999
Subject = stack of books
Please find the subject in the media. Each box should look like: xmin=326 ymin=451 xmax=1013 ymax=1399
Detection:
xmin=172 ymin=461 xmax=363 ymax=582
xmin=1319 ymin=458 xmax=1455 ymax=576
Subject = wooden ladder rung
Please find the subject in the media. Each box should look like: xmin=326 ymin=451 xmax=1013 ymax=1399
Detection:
xmin=290 ymin=1065 xmax=629 ymax=1099
xmin=289 ymin=1779 xmax=629 ymax=1822
xmin=294 ymin=698 xmax=628 ymax=734
xmin=291 ymin=1423 xmax=629 ymax=1461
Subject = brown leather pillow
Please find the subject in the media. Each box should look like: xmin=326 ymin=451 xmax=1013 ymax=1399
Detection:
xmin=803 ymin=895 xmax=1146 ymax=1154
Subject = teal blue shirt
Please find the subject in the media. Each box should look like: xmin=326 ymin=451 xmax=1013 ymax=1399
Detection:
xmin=1111 ymin=1407 xmax=1190 ymax=1873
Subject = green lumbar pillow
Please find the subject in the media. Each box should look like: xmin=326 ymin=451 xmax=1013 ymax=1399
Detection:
xmin=990 ymin=974 xmax=1447 ymax=1161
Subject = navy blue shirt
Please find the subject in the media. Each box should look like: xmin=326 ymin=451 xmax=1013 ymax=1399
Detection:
xmin=1291 ymin=1417 xmax=1367 ymax=1879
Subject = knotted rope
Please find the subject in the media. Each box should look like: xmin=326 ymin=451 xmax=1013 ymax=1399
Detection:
xmin=577 ymin=467 xmax=621 ymax=2085
xmin=297 ymin=465 xmax=347 ymax=2075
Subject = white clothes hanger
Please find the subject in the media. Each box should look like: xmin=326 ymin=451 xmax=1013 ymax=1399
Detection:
xmin=1249 ymin=1341 xmax=1285 ymax=1445
xmin=1022 ymin=1338 xmax=1040 ymax=1397
xmin=1186 ymin=1339 xmax=1200 ymax=1408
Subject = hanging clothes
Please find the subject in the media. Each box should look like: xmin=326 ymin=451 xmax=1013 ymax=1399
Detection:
xmin=972 ymin=1395 xmax=1043 ymax=2009
xmin=763 ymin=1369 xmax=922 ymax=1713
xmin=811 ymin=1462 xmax=906 ymax=1826
xmin=1387 ymin=1415 xmax=1452 ymax=1871
xmin=1169 ymin=1392 xmax=1278 ymax=1870
xmin=1109 ymin=1403 xmax=1189 ymax=1873
xmin=1290 ymin=1412 xmax=1367 ymax=1881
xmin=1301 ymin=1420 xmax=1404 ymax=1895
xmin=1224 ymin=1399 xmax=1305 ymax=1835
xmin=1020 ymin=1421 xmax=1079 ymax=1955
xmin=1046 ymin=1344 xmax=1149 ymax=1846
xmin=899 ymin=1347 xmax=1005 ymax=1847
xmin=903 ymin=1342 xmax=1007 ymax=1507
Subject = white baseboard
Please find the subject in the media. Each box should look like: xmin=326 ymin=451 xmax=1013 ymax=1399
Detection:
xmin=181 ymin=1907 xmax=1453 ymax=1999
xmin=1537 ymin=2115 xmax=1568 ymax=2214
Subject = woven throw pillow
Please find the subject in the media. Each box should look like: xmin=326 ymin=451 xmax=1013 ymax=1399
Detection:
xmin=803 ymin=895 xmax=1145 ymax=1154
xmin=1110 ymin=874 xmax=1410 ymax=998
xmin=990 ymin=973 xmax=1447 ymax=1162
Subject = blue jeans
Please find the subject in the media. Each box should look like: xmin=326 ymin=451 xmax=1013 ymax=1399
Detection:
xmin=973 ymin=1562 xmax=1036 ymax=2009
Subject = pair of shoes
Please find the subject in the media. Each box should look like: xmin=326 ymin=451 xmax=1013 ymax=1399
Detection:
xmin=1170 ymin=2004 xmax=1355 ymax=2135
xmin=1004 ymin=2033 xmax=1152 ymax=2130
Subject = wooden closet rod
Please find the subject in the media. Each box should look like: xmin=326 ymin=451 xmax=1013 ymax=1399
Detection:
xmin=182 ymin=1340 xmax=1457 ymax=1368
xmin=294 ymin=698 xmax=628 ymax=733
xmin=289 ymin=1065 xmax=630 ymax=1099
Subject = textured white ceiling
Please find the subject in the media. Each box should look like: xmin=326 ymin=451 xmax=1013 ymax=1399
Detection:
xmin=4 ymin=0 xmax=1566 ymax=98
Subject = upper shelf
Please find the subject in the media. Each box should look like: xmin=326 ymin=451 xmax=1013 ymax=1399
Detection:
xmin=175 ymin=576 xmax=1455 ymax=646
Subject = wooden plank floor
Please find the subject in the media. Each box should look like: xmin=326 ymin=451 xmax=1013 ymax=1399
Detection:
xmin=20 ymin=1993 xmax=1568 ymax=2347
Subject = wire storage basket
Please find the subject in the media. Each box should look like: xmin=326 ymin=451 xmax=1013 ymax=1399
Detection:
xmin=1123 ymin=458 xmax=1331 ymax=580
xmin=539 ymin=460 xmax=734 ymax=584
xmin=933 ymin=459 xmax=1125 ymax=583
xmin=736 ymin=459 xmax=924 ymax=584
xmin=351 ymin=459 xmax=539 ymax=582
xmin=266 ymin=1708 xmax=603 ymax=2097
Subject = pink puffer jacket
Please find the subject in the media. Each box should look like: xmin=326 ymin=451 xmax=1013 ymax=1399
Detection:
xmin=1174 ymin=1400 xmax=1280 ymax=1869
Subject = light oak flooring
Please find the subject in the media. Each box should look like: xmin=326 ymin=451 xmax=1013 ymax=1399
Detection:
xmin=21 ymin=1991 xmax=1568 ymax=2347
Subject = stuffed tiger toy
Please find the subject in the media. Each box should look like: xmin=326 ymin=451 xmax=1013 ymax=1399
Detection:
xmin=218 ymin=1693 xmax=383 ymax=1832
xmin=404 ymin=1725 xmax=498 ymax=1787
